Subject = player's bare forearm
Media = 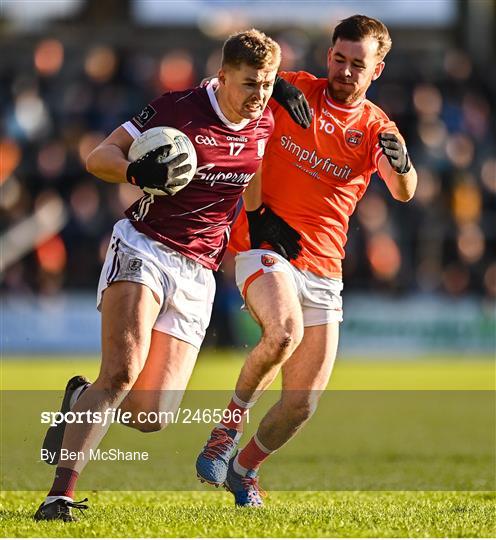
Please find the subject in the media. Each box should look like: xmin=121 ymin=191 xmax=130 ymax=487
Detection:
xmin=243 ymin=167 xmax=263 ymax=211
xmin=86 ymin=145 xmax=129 ymax=183
xmin=377 ymin=133 xmax=417 ymax=202
xmin=378 ymin=155 xmax=417 ymax=202
xmin=391 ymin=166 xmax=417 ymax=201
xmin=86 ymin=126 xmax=133 ymax=184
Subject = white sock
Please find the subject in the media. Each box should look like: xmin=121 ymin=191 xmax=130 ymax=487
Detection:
xmin=254 ymin=433 xmax=273 ymax=454
xmin=231 ymin=393 xmax=257 ymax=410
xmin=217 ymin=392 xmax=258 ymax=437
xmin=233 ymin=454 xmax=250 ymax=476
xmin=44 ymin=495 xmax=73 ymax=505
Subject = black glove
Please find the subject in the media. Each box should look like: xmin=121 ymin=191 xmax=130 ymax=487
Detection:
xmin=126 ymin=144 xmax=192 ymax=194
xmin=378 ymin=133 xmax=411 ymax=174
xmin=246 ymin=204 xmax=302 ymax=261
xmin=272 ymin=75 xmax=313 ymax=129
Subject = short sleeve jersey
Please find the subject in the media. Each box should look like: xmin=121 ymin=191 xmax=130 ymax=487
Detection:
xmin=229 ymin=71 xmax=403 ymax=278
xmin=122 ymin=80 xmax=274 ymax=270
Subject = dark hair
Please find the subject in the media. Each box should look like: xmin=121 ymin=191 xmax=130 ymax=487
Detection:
xmin=332 ymin=15 xmax=392 ymax=59
xmin=222 ymin=29 xmax=281 ymax=70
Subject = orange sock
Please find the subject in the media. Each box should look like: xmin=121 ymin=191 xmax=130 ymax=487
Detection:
xmin=220 ymin=394 xmax=255 ymax=432
xmin=236 ymin=434 xmax=272 ymax=473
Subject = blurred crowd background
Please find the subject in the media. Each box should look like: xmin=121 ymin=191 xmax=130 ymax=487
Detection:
xmin=1 ymin=0 xmax=494 ymax=348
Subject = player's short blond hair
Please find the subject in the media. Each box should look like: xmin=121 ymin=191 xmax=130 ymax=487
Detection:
xmin=222 ymin=29 xmax=281 ymax=71
xmin=332 ymin=15 xmax=392 ymax=60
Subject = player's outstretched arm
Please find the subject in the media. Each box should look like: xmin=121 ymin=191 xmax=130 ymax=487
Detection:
xmin=378 ymin=132 xmax=417 ymax=202
xmin=272 ymin=75 xmax=313 ymax=129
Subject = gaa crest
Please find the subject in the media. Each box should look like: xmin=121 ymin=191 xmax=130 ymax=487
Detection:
xmin=261 ymin=254 xmax=276 ymax=267
xmin=345 ymin=128 xmax=364 ymax=147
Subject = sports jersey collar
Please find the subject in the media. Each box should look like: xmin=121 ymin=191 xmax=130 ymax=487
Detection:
xmin=206 ymin=78 xmax=251 ymax=132
xmin=323 ymin=89 xmax=365 ymax=114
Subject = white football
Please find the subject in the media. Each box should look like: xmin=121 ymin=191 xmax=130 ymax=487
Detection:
xmin=128 ymin=126 xmax=197 ymax=196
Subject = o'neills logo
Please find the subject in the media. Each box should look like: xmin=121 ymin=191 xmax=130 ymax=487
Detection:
xmin=261 ymin=254 xmax=276 ymax=267
xmin=346 ymin=129 xmax=364 ymax=147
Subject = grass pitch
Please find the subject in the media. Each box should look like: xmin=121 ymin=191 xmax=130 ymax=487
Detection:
xmin=2 ymin=490 xmax=494 ymax=538
xmin=1 ymin=352 xmax=495 ymax=537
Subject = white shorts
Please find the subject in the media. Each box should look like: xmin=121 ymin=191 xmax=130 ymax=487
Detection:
xmin=97 ymin=219 xmax=216 ymax=349
xmin=235 ymin=249 xmax=343 ymax=326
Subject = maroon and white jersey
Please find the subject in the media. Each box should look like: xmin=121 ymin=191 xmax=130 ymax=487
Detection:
xmin=122 ymin=80 xmax=274 ymax=270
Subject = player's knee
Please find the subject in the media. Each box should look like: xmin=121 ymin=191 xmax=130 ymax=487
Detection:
xmin=102 ymin=365 xmax=141 ymax=394
xmin=131 ymin=404 xmax=177 ymax=432
xmin=280 ymin=318 xmax=304 ymax=351
xmin=135 ymin=420 xmax=169 ymax=433
xmin=263 ymin=322 xmax=303 ymax=362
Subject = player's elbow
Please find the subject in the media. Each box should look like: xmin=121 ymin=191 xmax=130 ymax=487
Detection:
xmin=86 ymin=142 xmax=110 ymax=176
xmin=85 ymin=148 xmax=97 ymax=175
xmin=393 ymin=189 xmax=414 ymax=203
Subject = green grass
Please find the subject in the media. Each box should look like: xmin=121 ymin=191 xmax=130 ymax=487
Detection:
xmin=1 ymin=352 xmax=494 ymax=390
xmin=1 ymin=490 xmax=495 ymax=537
xmin=1 ymin=353 xmax=495 ymax=537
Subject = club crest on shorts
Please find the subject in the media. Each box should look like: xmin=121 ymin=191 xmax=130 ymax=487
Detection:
xmin=128 ymin=258 xmax=142 ymax=272
xmin=345 ymin=128 xmax=364 ymax=147
xmin=261 ymin=254 xmax=276 ymax=267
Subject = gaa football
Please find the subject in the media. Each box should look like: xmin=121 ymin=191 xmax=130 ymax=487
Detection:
xmin=128 ymin=126 xmax=197 ymax=196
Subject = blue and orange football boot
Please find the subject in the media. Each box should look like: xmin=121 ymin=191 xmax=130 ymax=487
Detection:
xmin=196 ymin=427 xmax=239 ymax=486
xmin=224 ymin=455 xmax=265 ymax=507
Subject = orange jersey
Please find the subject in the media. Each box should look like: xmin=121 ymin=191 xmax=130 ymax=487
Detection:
xmin=229 ymin=70 xmax=403 ymax=278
